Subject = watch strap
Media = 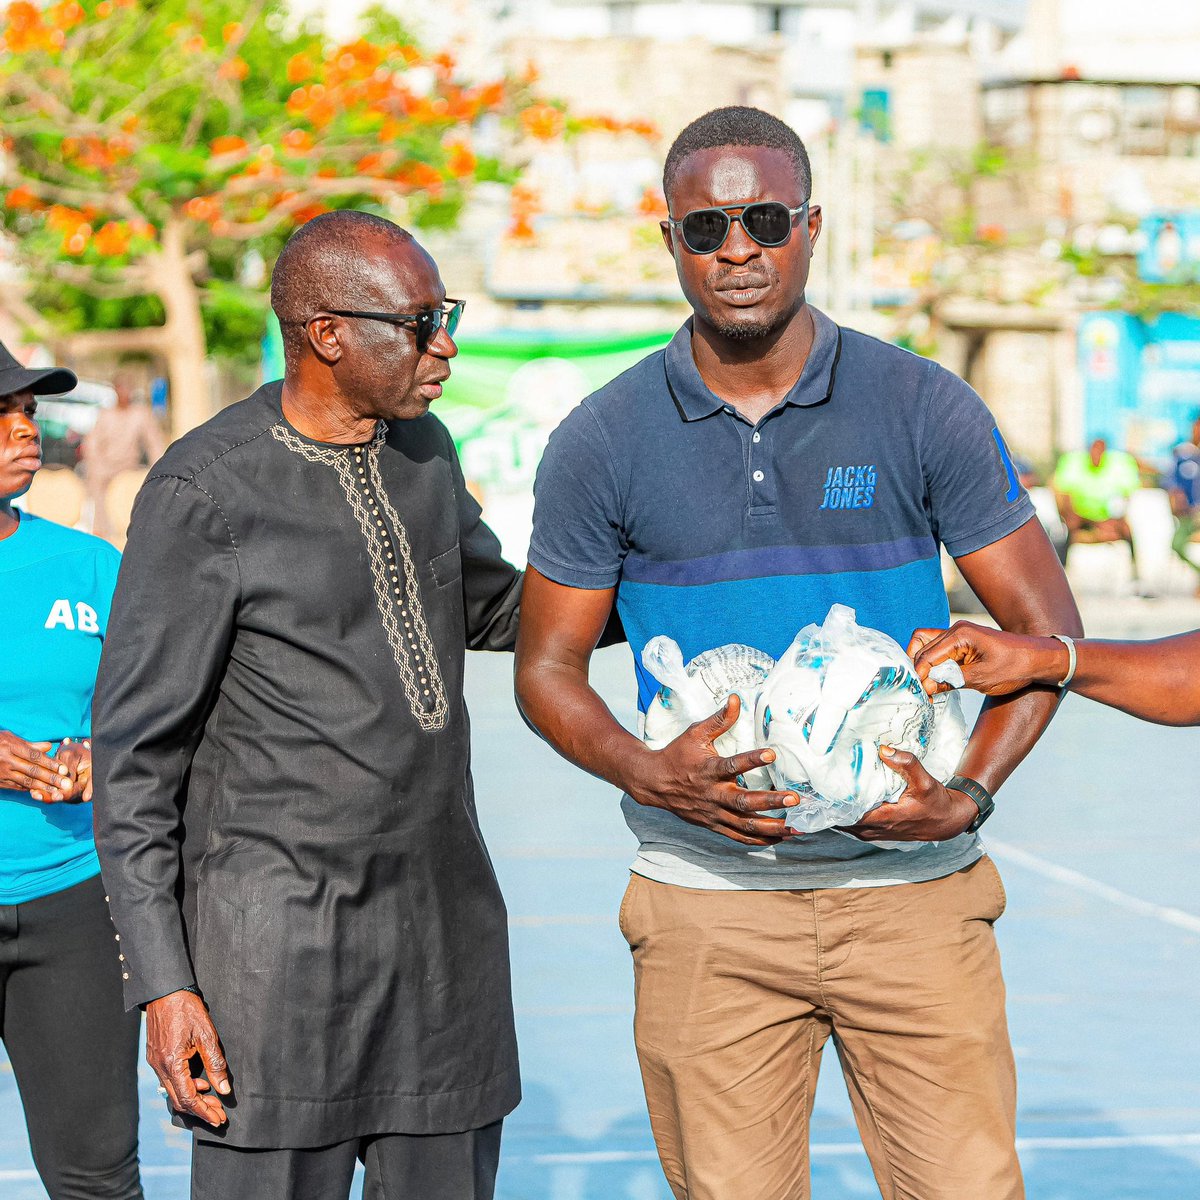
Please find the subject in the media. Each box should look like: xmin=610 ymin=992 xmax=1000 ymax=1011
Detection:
xmin=945 ymin=774 xmax=995 ymax=833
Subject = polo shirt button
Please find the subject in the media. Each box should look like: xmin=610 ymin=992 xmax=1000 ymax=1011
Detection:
xmin=752 ymin=432 xmax=761 ymax=443
xmin=752 ymin=470 xmax=765 ymax=482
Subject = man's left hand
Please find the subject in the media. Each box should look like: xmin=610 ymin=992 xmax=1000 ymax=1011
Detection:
xmin=838 ymin=746 xmax=977 ymax=843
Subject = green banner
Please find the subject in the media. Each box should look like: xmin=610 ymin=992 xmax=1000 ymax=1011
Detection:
xmin=260 ymin=321 xmax=675 ymax=559
xmin=437 ymin=329 xmax=673 ymax=495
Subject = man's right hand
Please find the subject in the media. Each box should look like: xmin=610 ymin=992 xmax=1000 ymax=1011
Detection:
xmin=0 ymin=731 xmax=71 ymax=801
xmin=145 ymin=990 xmax=232 ymax=1127
xmin=625 ymin=696 xmax=800 ymax=846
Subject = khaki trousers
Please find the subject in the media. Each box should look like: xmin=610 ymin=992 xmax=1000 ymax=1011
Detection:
xmin=619 ymin=856 xmax=1022 ymax=1200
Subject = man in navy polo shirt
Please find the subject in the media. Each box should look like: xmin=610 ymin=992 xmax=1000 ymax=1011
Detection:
xmin=516 ymin=107 xmax=1082 ymax=1200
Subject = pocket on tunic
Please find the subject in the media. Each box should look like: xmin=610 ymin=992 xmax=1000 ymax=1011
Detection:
xmin=429 ymin=542 xmax=462 ymax=588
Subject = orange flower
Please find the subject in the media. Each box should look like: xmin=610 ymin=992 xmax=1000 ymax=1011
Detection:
xmin=475 ymin=81 xmax=505 ymax=110
xmin=507 ymin=214 xmax=535 ymax=242
xmin=445 ymin=143 xmax=476 ymax=179
xmin=520 ymin=105 xmax=565 ymax=141
xmin=210 ymin=135 xmax=248 ymax=156
xmin=976 ymin=224 xmax=1007 ymax=244
xmin=183 ymin=34 xmax=206 ymax=54
xmin=48 ymin=1 xmax=84 ymax=31
xmin=356 ymin=152 xmax=385 ymax=174
xmin=93 ymin=221 xmax=132 ymax=257
xmin=63 ymin=224 xmax=91 ymax=255
xmin=218 ymin=57 xmax=249 ymax=81
xmin=184 ymin=196 xmax=218 ymax=222
xmin=292 ymin=203 xmax=329 ymax=224
xmin=96 ymin=0 xmax=113 ymax=15
xmin=4 ymin=185 xmax=39 ymax=210
xmin=222 ymin=22 xmax=242 ymax=44
xmin=287 ymin=53 xmax=315 ymax=83
xmin=6 ymin=1 xmax=41 ymax=30
xmin=281 ymin=129 xmax=314 ymax=155
xmin=46 ymin=204 xmax=84 ymax=233
xmin=396 ymin=161 xmax=443 ymax=195
xmin=637 ymin=187 xmax=667 ymax=218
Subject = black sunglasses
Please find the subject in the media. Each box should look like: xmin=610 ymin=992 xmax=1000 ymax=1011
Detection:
xmin=321 ymin=299 xmax=465 ymax=352
xmin=667 ymin=201 xmax=809 ymax=255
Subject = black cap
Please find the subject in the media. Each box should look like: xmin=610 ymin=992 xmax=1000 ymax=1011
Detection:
xmin=0 ymin=338 xmax=77 ymax=399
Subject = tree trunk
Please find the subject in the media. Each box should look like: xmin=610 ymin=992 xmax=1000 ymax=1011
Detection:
xmin=148 ymin=217 xmax=211 ymax=441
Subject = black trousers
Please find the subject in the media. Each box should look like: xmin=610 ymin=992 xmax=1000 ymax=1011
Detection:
xmin=191 ymin=1121 xmax=503 ymax=1200
xmin=0 ymin=872 xmax=144 ymax=1200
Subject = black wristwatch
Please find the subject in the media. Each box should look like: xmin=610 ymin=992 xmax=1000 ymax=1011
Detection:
xmin=945 ymin=774 xmax=995 ymax=833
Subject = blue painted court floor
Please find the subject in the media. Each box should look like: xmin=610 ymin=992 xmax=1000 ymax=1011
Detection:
xmin=3 ymin=603 xmax=1199 ymax=1198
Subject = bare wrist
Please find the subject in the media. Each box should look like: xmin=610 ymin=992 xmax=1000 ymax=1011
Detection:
xmin=615 ymin=742 xmax=659 ymax=804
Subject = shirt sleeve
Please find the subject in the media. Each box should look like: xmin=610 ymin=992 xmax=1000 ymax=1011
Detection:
xmin=527 ymin=401 xmax=625 ymax=589
xmin=91 ymin=473 xmax=240 ymax=1010
xmin=444 ymin=429 xmax=523 ymax=653
xmin=920 ymin=365 xmax=1036 ymax=558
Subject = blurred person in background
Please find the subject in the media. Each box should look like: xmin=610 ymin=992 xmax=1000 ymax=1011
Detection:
xmin=1169 ymin=417 xmax=1200 ymax=595
xmin=0 ymin=340 xmax=143 ymax=1200
xmin=910 ymin=622 xmax=1200 ymax=726
xmin=1053 ymin=436 xmax=1140 ymax=580
xmin=82 ymin=369 xmax=166 ymax=539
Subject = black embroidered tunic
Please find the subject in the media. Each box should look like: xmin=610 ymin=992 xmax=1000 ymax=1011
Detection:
xmin=92 ymin=381 xmax=522 ymax=1147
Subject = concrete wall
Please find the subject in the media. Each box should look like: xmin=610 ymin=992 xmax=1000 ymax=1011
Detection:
xmin=855 ymin=42 xmax=984 ymax=149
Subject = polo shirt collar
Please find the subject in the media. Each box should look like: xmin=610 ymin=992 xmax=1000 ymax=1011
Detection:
xmin=664 ymin=305 xmax=842 ymax=422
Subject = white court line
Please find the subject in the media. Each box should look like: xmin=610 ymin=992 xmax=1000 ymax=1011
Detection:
xmin=523 ymin=1132 xmax=1200 ymax=1164
xmin=986 ymin=838 xmax=1200 ymax=936
xmin=4 ymin=1133 xmax=1200 ymax=1182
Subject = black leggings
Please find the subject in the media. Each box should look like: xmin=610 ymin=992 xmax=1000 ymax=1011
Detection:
xmin=0 ymin=872 xmax=144 ymax=1200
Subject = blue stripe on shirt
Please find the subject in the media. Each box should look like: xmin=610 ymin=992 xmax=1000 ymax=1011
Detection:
xmin=621 ymin=535 xmax=938 ymax=585
xmin=621 ymin=556 xmax=950 ymax=711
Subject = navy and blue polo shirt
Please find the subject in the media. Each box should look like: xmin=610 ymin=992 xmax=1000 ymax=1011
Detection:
xmin=529 ymin=307 xmax=1034 ymax=890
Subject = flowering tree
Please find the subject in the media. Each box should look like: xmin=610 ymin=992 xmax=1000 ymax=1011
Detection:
xmin=0 ymin=0 xmax=645 ymax=435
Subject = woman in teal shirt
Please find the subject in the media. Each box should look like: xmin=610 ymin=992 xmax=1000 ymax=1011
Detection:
xmin=0 ymin=342 xmax=143 ymax=1200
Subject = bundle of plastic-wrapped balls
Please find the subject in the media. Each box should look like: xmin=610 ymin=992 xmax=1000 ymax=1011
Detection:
xmin=641 ymin=605 xmax=968 ymax=849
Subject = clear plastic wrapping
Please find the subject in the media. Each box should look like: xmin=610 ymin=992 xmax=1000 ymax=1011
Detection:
xmin=640 ymin=606 xmax=969 ymax=845
xmin=641 ymin=638 xmax=776 ymax=790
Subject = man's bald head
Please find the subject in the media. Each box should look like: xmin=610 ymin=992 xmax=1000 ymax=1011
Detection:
xmin=271 ymin=211 xmax=416 ymax=369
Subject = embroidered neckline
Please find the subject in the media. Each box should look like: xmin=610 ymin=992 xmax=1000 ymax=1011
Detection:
xmin=269 ymin=422 xmax=448 ymax=732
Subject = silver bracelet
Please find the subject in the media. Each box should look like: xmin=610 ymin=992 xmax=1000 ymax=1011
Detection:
xmin=1050 ymin=634 xmax=1077 ymax=689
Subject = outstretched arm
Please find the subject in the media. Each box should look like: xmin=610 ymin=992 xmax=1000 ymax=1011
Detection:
xmin=911 ymin=623 xmax=1200 ymax=727
xmin=843 ymin=518 xmax=1082 ymax=843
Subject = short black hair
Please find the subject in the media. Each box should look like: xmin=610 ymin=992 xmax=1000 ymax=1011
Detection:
xmin=270 ymin=210 xmax=413 ymax=367
xmin=663 ymin=107 xmax=811 ymax=206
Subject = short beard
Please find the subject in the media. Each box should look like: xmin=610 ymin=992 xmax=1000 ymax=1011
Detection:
xmin=710 ymin=311 xmax=788 ymax=341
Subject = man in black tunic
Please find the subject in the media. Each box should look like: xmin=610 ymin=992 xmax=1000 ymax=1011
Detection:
xmin=92 ymin=211 xmax=522 ymax=1199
